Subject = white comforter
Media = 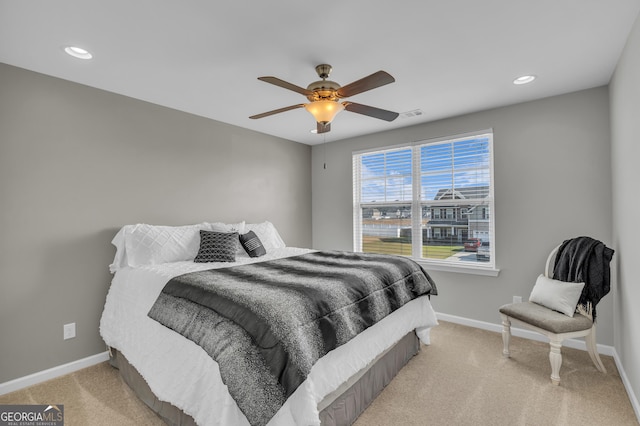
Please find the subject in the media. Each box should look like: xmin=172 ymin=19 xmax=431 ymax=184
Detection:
xmin=99 ymin=247 xmax=438 ymax=426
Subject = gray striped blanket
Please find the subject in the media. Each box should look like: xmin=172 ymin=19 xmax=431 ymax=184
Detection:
xmin=148 ymin=250 xmax=437 ymax=425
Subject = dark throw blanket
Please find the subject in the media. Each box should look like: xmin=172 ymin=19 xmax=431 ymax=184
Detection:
xmin=552 ymin=236 xmax=614 ymax=321
xmin=148 ymin=250 xmax=437 ymax=426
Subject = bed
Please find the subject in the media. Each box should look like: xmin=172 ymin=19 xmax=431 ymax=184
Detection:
xmin=99 ymin=221 xmax=438 ymax=426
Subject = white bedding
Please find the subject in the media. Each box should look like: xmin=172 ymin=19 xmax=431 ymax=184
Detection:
xmin=99 ymin=247 xmax=438 ymax=426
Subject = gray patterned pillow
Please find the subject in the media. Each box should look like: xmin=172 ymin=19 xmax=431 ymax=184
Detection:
xmin=239 ymin=231 xmax=267 ymax=257
xmin=194 ymin=230 xmax=238 ymax=263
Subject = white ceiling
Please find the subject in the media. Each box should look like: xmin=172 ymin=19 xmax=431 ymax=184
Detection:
xmin=1 ymin=1 xmax=639 ymax=146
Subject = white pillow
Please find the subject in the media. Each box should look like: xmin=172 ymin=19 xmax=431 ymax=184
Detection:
xmin=109 ymin=226 xmax=130 ymax=273
xmin=206 ymin=221 xmax=245 ymax=234
xmin=529 ymin=274 xmax=585 ymax=317
xmin=244 ymin=221 xmax=286 ymax=252
xmin=109 ymin=222 xmax=248 ymax=272
xmin=123 ymin=223 xmax=211 ymax=268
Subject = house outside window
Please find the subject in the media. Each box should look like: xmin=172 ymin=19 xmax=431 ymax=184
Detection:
xmin=353 ymin=130 xmax=495 ymax=271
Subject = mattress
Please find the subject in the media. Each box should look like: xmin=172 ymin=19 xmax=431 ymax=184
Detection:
xmin=100 ymin=247 xmax=438 ymax=426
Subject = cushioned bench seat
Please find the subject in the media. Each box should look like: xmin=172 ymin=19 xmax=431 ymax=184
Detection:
xmin=499 ymin=239 xmax=612 ymax=385
xmin=499 ymin=301 xmax=605 ymax=385
xmin=499 ymin=302 xmax=592 ymax=334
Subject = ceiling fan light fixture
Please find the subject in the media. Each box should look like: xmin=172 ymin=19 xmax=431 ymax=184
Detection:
xmin=304 ymin=100 xmax=345 ymax=124
xmin=250 ymin=65 xmax=398 ymax=133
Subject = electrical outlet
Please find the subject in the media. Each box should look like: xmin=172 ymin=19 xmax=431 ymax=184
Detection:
xmin=513 ymin=296 xmax=522 ymax=304
xmin=63 ymin=323 xmax=76 ymax=340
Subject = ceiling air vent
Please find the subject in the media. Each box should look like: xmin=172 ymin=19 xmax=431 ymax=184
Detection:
xmin=400 ymin=109 xmax=424 ymax=119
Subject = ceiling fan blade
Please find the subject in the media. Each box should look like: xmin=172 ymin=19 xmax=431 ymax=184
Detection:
xmin=258 ymin=76 xmax=314 ymax=97
xmin=317 ymin=122 xmax=331 ymax=134
xmin=249 ymin=104 xmax=305 ymax=119
xmin=344 ymin=102 xmax=399 ymax=122
xmin=336 ymin=71 xmax=395 ymax=98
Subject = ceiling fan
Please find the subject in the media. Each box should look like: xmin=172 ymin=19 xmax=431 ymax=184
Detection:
xmin=249 ymin=64 xmax=399 ymax=134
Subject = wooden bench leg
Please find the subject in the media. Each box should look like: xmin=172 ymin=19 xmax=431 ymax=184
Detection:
xmin=549 ymin=337 xmax=563 ymax=385
xmin=585 ymin=325 xmax=607 ymax=373
xmin=501 ymin=314 xmax=511 ymax=358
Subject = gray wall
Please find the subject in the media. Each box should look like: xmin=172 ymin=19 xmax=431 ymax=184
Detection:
xmin=312 ymin=87 xmax=613 ymax=345
xmin=0 ymin=63 xmax=312 ymax=383
xmin=610 ymin=12 xmax=640 ymax=414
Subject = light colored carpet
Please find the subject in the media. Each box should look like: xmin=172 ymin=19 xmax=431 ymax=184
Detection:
xmin=355 ymin=321 xmax=638 ymax=426
xmin=1 ymin=321 xmax=637 ymax=425
xmin=0 ymin=358 xmax=164 ymax=426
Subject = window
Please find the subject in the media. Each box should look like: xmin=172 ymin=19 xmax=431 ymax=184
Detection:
xmin=353 ymin=130 xmax=495 ymax=271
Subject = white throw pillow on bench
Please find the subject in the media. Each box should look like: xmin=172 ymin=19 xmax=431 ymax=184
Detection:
xmin=529 ymin=274 xmax=585 ymax=317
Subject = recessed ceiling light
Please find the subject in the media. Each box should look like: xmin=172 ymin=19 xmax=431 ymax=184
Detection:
xmin=64 ymin=46 xmax=93 ymax=60
xmin=513 ymin=75 xmax=536 ymax=85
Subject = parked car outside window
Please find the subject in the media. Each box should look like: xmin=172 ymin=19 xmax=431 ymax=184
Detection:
xmin=477 ymin=241 xmax=490 ymax=261
xmin=464 ymin=238 xmax=482 ymax=252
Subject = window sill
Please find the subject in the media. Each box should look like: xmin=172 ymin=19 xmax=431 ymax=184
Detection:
xmin=415 ymin=259 xmax=500 ymax=276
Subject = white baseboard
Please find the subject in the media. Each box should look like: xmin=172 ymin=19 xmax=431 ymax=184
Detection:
xmin=0 ymin=351 xmax=109 ymax=396
xmin=613 ymin=349 xmax=640 ymax=422
xmin=436 ymin=312 xmax=639 ymax=423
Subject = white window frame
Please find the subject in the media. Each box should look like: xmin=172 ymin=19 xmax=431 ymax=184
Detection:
xmin=353 ymin=130 xmax=499 ymax=276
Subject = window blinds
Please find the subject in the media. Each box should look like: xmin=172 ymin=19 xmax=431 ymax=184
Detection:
xmin=353 ymin=131 xmax=494 ymax=267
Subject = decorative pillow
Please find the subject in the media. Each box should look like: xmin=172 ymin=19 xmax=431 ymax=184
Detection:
xmin=243 ymin=221 xmax=286 ymax=252
xmin=194 ymin=230 xmax=238 ymax=263
xmin=239 ymin=231 xmax=267 ymax=257
xmin=529 ymin=274 xmax=585 ymax=317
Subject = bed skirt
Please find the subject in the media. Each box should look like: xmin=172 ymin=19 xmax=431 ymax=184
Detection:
xmin=108 ymin=331 xmax=419 ymax=426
